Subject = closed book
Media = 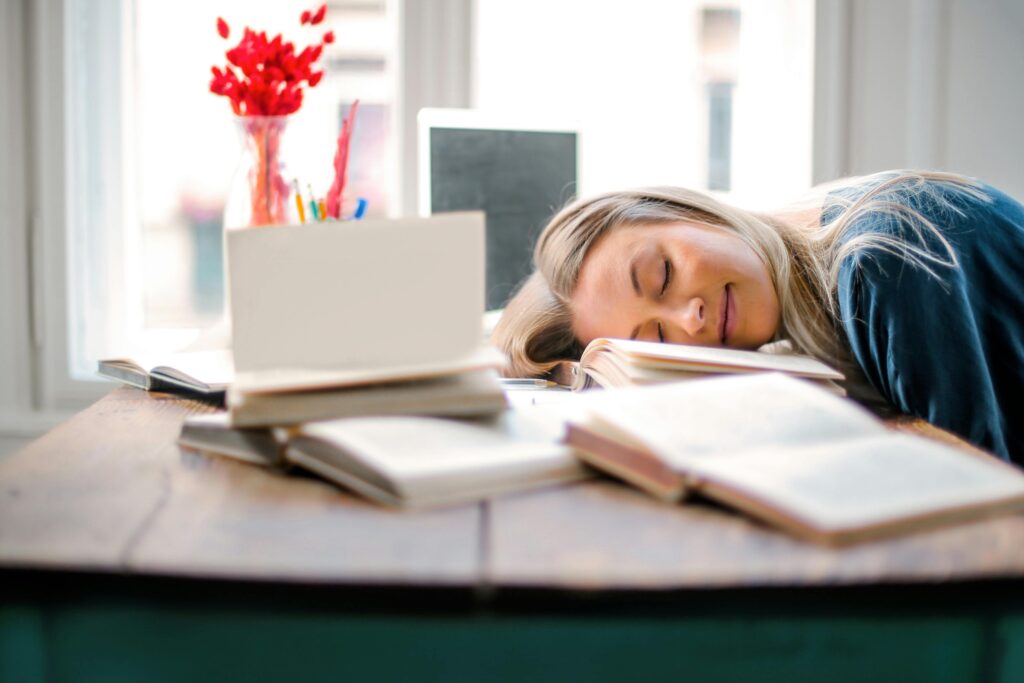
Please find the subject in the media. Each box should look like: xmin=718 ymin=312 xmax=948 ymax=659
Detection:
xmin=228 ymin=368 xmax=508 ymax=428
xmin=178 ymin=412 xmax=285 ymax=467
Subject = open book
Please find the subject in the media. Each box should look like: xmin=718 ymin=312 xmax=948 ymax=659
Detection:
xmin=566 ymin=337 xmax=844 ymax=393
xmin=566 ymin=373 xmax=1024 ymax=545
xmin=179 ymin=407 xmax=589 ymax=508
xmin=225 ymin=212 xmax=507 ymax=425
xmin=98 ymin=349 xmax=234 ymax=401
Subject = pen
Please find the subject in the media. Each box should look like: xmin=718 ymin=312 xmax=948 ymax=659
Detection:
xmin=499 ymin=378 xmax=559 ymax=388
xmin=307 ymin=184 xmax=319 ymax=221
xmin=353 ymin=197 xmax=368 ymax=220
xmin=293 ymin=179 xmax=306 ymax=223
xmin=318 ymin=198 xmax=327 ymax=221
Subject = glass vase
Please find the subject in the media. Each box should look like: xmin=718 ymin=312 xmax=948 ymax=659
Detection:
xmin=218 ymin=115 xmax=297 ymax=346
xmin=223 ymin=115 xmax=296 ymax=230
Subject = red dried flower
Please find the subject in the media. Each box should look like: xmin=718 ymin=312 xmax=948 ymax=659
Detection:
xmin=300 ymin=10 xmax=311 ymax=25
xmin=326 ymin=100 xmax=360 ymax=219
xmin=209 ymin=7 xmax=330 ymax=116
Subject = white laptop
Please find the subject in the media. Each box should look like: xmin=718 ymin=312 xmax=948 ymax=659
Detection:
xmin=418 ymin=109 xmax=580 ymax=311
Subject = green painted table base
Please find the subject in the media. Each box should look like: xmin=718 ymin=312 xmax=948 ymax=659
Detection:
xmin=3 ymin=573 xmax=1023 ymax=683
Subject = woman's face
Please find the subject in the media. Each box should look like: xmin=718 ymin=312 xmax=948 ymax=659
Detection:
xmin=570 ymin=221 xmax=781 ymax=349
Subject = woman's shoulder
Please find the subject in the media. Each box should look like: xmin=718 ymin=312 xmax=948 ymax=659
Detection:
xmin=826 ymin=172 xmax=1024 ymax=461
xmin=824 ymin=173 xmax=1024 ymax=278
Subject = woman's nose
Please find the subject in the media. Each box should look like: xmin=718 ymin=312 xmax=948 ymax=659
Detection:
xmin=677 ymin=297 xmax=706 ymax=338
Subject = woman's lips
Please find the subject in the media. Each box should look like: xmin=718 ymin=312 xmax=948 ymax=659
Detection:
xmin=719 ymin=284 xmax=735 ymax=345
xmin=725 ymin=284 xmax=737 ymax=344
xmin=718 ymin=286 xmax=728 ymax=344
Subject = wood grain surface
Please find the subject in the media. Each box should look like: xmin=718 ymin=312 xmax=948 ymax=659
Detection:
xmin=0 ymin=388 xmax=480 ymax=584
xmin=2 ymin=388 xmax=1023 ymax=590
xmin=487 ymin=479 xmax=1024 ymax=590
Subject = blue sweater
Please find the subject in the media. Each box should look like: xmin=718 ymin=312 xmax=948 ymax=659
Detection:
xmin=831 ymin=175 xmax=1024 ymax=464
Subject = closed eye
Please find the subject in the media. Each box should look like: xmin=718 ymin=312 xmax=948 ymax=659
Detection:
xmin=659 ymin=258 xmax=672 ymax=297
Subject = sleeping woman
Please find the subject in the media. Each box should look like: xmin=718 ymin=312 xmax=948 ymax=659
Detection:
xmin=491 ymin=170 xmax=1024 ymax=464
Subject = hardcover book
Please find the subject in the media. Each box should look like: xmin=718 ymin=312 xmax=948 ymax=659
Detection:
xmin=566 ymin=372 xmax=1024 ymax=545
xmin=179 ymin=406 xmax=589 ymax=508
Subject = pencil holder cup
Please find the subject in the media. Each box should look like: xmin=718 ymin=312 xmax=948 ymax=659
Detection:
xmin=223 ymin=115 xmax=298 ymax=230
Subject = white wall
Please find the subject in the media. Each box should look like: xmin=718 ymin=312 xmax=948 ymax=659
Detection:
xmin=0 ymin=0 xmax=40 ymax=461
xmin=942 ymin=0 xmax=1024 ymax=195
xmin=474 ymin=0 xmax=816 ymax=207
xmin=819 ymin=0 xmax=1024 ymax=198
xmin=474 ymin=0 xmax=707 ymax=195
xmin=733 ymin=0 xmax=815 ymax=206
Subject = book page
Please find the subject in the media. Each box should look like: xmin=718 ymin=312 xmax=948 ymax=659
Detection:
xmin=587 ymin=373 xmax=884 ymax=469
xmin=587 ymin=337 xmax=844 ymax=379
xmin=293 ymin=405 xmax=589 ymax=504
xmin=150 ymin=349 xmax=235 ymax=388
xmin=692 ymin=432 xmax=1024 ymax=533
xmin=227 ymin=212 xmax=485 ymax=375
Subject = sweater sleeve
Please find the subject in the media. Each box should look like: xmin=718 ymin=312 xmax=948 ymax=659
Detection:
xmin=837 ymin=249 xmax=1011 ymax=460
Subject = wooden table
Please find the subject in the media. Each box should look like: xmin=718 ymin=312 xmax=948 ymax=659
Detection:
xmin=2 ymin=388 xmax=1024 ymax=682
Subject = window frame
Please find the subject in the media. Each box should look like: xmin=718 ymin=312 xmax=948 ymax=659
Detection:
xmin=31 ymin=0 xmax=112 ymax=411
xmin=0 ymin=0 xmax=42 ymax=427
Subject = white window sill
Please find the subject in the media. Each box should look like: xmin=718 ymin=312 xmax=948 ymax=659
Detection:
xmin=0 ymin=409 xmax=82 ymax=439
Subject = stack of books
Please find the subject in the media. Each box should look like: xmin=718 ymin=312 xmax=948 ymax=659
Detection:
xmin=105 ymin=213 xmax=589 ymax=508
xmin=224 ymin=211 xmax=509 ymax=426
xmin=179 ymin=407 xmax=590 ymax=509
xmin=100 ymin=213 xmax=510 ymax=421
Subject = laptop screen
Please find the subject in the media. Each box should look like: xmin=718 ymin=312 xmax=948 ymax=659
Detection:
xmin=420 ymin=112 xmax=578 ymax=311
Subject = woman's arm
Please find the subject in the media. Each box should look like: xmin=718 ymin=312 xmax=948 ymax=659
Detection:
xmin=837 ymin=246 xmax=1016 ymax=461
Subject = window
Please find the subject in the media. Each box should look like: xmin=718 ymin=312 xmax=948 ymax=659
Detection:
xmin=474 ymin=0 xmax=814 ymax=206
xmin=39 ymin=0 xmax=812 ymax=403
xmin=706 ymin=82 xmax=735 ymax=191
xmin=700 ymin=7 xmax=740 ymax=191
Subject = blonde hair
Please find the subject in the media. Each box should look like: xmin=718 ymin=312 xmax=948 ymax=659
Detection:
xmin=492 ymin=170 xmax=987 ymax=384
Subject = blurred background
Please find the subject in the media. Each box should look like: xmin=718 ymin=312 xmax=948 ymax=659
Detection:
xmin=1 ymin=0 xmax=1023 ymax=456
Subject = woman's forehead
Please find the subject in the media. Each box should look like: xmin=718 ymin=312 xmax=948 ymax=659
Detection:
xmin=587 ymin=220 xmax=699 ymax=258
xmin=570 ymin=230 xmax=649 ymax=342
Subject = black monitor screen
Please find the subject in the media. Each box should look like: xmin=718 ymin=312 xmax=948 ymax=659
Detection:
xmin=429 ymin=127 xmax=578 ymax=310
